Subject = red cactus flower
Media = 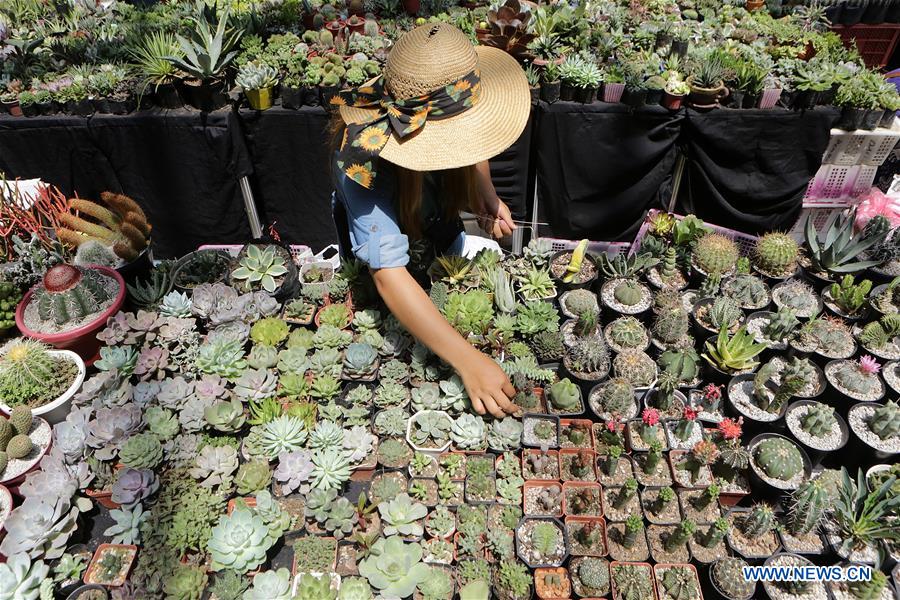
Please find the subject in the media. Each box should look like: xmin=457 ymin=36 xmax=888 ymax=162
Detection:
xmin=606 ymin=417 xmax=621 ymax=432
xmin=683 ymin=406 xmax=698 ymax=422
xmin=717 ymin=417 xmax=743 ymax=440
xmin=702 ymin=383 xmax=722 ymax=401
xmin=642 ymin=408 xmax=660 ymax=427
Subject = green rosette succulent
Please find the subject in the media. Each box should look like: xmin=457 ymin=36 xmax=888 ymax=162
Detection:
xmin=358 ymin=536 xmax=430 ymax=598
xmin=208 ymin=507 xmax=273 ymax=574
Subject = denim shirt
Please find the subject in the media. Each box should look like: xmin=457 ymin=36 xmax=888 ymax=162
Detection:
xmin=332 ymin=157 xmax=465 ymax=272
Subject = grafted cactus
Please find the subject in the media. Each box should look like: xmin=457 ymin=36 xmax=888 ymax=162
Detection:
xmin=664 ymin=519 xmax=695 ymax=552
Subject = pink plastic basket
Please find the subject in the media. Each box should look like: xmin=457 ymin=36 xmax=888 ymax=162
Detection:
xmin=630 ymin=210 xmax=759 ymax=257
xmin=542 ymin=237 xmax=631 ymax=257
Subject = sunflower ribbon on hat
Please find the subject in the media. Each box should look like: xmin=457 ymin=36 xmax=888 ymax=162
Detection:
xmin=335 ymin=69 xmax=482 ymax=189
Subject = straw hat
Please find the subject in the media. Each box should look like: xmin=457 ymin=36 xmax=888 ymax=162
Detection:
xmin=339 ymin=23 xmax=530 ymax=171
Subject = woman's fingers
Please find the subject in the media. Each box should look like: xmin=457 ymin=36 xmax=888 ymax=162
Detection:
xmin=501 ymin=380 xmax=517 ymax=399
xmin=491 ymin=392 xmax=519 ymax=416
xmin=481 ymin=395 xmax=509 ymax=419
xmin=470 ymin=395 xmax=487 ymax=416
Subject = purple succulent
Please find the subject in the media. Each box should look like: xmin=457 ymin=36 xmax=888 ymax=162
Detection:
xmin=273 ymin=450 xmax=314 ymax=495
xmin=134 ymin=347 xmax=169 ymax=381
xmin=156 ymin=376 xmax=194 ymax=409
xmin=111 ymin=468 xmax=159 ymax=508
xmin=132 ymin=381 xmax=161 ymax=405
xmin=194 ymin=375 xmax=227 ymax=402
xmin=157 ymin=317 xmax=198 ymax=343
xmin=86 ymin=405 xmax=143 ymax=460
xmin=97 ymin=312 xmax=130 ymax=345
xmin=124 ymin=310 xmax=163 ymax=345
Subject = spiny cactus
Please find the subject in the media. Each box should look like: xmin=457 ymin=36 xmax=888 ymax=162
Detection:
xmin=723 ymin=274 xmax=768 ymax=307
xmin=612 ymin=564 xmax=653 ymax=599
xmin=573 ymin=309 xmax=598 ymax=338
xmin=699 ymin=272 xmax=721 ymax=297
xmin=832 ymin=358 xmax=882 ymax=398
xmin=799 ymin=403 xmax=836 ymax=438
xmin=753 ymin=361 xmax=804 ymax=414
xmin=612 ymin=478 xmax=638 ymax=509
xmin=568 ymin=339 xmax=610 ymax=376
xmin=763 ymin=308 xmax=799 ymax=340
xmin=564 ymin=289 xmax=598 ymax=317
xmin=652 ymin=306 xmax=689 ymax=344
xmin=870 ymin=400 xmax=900 ymax=440
xmin=693 ymin=233 xmax=739 ymax=275
xmin=613 ymin=280 xmax=643 ymax=306
xmin=660 ymin=566 xmax=699 ymax=600
xmin=754 ymin=232 xmax=799 ymax=277
xmin=848 ymin=570 xmax=888 ymax=600
xmin=607 ymin=316 xmax=646 ymax=349
xmin=30 ymin=264 xmax=114 ymax=328
xmin=788 ymin=478 xmax=828 ymax=535
xmin=859 ymin=313 xmax=900 ymax=349
xmin=613 ymin=350 xmax=657 ymax=387
xmin=651 ymin=486 xmax=675 ymax=514
xmin=708 ymin=296 xmax=741 ymax=331
xmin=664 ymin=519 xmax=696 ymax=551
xmin=754 ymin=437 xmax=804 ymax=481
xmin=740 ymin=503 xmax=775 ymax=536
xmin=56 ymin=192 xmax=151 ymax=261
xmin=712 ymin=557 xmax=755 ymax=600
xmin=691 ymin=482 xmax=719 ymax=510
xmin=622 ymin=514 xmax=643 ymax=548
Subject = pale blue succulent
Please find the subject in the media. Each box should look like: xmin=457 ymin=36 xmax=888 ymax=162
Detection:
xmin=450 ymin=413 xmax=487 ymax=450
xmin=487 ymin=417 xmax=523 ymax=452
xmin=103 ymin=504 xmax=146 ymax=545
xmin=159 ymin=290 xmax=193 ymax=317
xmin=0 ymin=494 xmax=82 ymax=559
xmin=439 ymin=375 xmax=469 ymax=412
xmin=196 ymin=337 xmax=248 ymax=378
xmin=358 ymin=536 xmax=430 ymax=598
xmin=94 ymin=345 xmax=138 ymax=376
xmin=248 ymin=344 xmax=279 ymax=370
xmin=310 ymin=447 xmax=351 ymax=491
xmin=309 ymin=420 xmax=344 ymax=451
xmin=260 ymin=415 xmax=308 ymax=459
xmin=411 ymin=383 xmax=443 ymax=411
xmin=0 ymin=554 xmax=49 ymax=600
xmin=342 ymin=425 xmax=376 ymax=464
xmin=378 ymin=493 xmax=427 ymax=537
xmin=243 ymin=567 xmax=292 ymax=600
xmin=276 ymin=347 xmax=310 ymax=375
xmin=209 ymin=507 xmax=273 ymax=574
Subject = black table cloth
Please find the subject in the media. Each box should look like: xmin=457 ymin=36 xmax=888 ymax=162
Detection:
xmin=0 ymin=101 xmax=837 ymax=258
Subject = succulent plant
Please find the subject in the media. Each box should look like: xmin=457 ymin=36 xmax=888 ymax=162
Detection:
xmin=450 ymin=413 xmax=486 ymax=450
xmin=754 ymin=437 xmax=804 ymax=481
xmin=703 ymin=326 xmax=767 ymax=373
xmin=273 ymin=449 xmax=314 ymax=495
xmin=190 ymin=444 xmax=239 ymax=489
xmin=311 ymin=447 xmax=352 ymax=491
xmin=358 ymin=535 xmax=430 ymax=598
xmin=660 ymin=565 xmax=699 ymax=600
xmin=870 ymin=400 xmax=900 ymax=440
xmin=612 ymin=564 xmax=654 ymax=600
xmin=28 ymin=264 xmax=114 ymax=330
xmin=410 ymin=411 xmax=452 ymax=448
xmin=848 ymin=570 xmax=888 ymax=600
xmin=693 ymin=233 xmax=739 ymax=275
xmin=234 ymin=460 xmax=272 ymax=495
xmin=799 ymin=402 xmax=836 ymax=437
xmin=258 ymin=415 xmax=308 ymax=459
xmin=653 ymin=305 xmax=689 ymax=344
xmin=723 ymin=274 xmax=768 ymax=308
xmin=0 ymin=554 xmax=49 ymax=600
xmin=295 ymin=572 xmax=337 ymax=600
xmin=805 ymin=209 xmax=886 ymax=274
xmin=754 ymin=232 xmax=799 ymax=277
xmin=596 ymin=377 xmax=635 ymax=416
xmin=379 ymin=493 xmax=427 ymax=537
xmin=664 ymin=519 xmax=696 ymax=551
xmin=111 ymin=467 xmax=159 ymax=508
xmin=613 ymin=349 xmax=657 ymax=387
xmin=205 ymin=398 xmax=246 ymax=433
xmin=117 ymin=432 xmax=163 ymax=470
xmin=0 ymin=493 xmax=83 ymax=560
xmin=712 ymin=557 xmax=755 ymax=600
xmin=162 ymin=563 xmax=208 ymax=600
xmin=740 ymin=503 xmax=775 ymax=536
xmin=548 ymin=378 xmax=581 ymax=412
xmin=208 ymin=507 xmax=273 ymax=574
xmin=707 ymin=296 xmax=742 ymax=331
xmin=487 ymin=417 xmax=523 ymax=451
xmin=614 ymin=280 xmax=644 ymax=306
xmin=343 ymin=342 xmax=378 ymax=378
xmin=231 ymin=245 xmax=289 ymax=294
xmin=196 ymin=337 xmax=248 ymax=378
xmin=788 ymin=478 xmax=828 ymax=535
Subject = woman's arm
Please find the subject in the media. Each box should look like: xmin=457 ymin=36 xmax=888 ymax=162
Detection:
xmin=372 ymin=266 xmax=518 ymax=418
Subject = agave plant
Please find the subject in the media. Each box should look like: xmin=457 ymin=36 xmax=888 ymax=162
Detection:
xmin=804 ymin=209 xmax=887 ymax=275
xmin=167 ymin=6 xmax=243 ymax=81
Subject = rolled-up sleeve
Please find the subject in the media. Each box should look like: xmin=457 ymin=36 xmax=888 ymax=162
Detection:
xmin=336 ymin=168 xmax=409 ymax=269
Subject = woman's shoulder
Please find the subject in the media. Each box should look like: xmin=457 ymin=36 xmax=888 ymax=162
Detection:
xmin=333 ymin=155 xmax=396 ymax=199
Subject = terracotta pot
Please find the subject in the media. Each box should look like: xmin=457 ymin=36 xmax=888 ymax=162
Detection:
xmin=15 ymin=266 xmax=126 ymax=365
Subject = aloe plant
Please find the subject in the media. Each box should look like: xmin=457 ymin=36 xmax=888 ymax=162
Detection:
xmin=702 ymin=326 xmax=767 ymax=373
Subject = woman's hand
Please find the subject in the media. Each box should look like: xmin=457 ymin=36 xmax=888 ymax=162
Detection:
xmin=472 ymin=161 xmax=517 ymax=239
xmin=456 ymin=348 xmax=519 ymax=418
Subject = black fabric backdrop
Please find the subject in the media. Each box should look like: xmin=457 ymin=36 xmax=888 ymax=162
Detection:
xmin=0 ymin=102 xmax=835 ymax=258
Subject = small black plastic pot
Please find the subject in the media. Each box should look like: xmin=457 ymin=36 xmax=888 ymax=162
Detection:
xmin=729 ymin=90 xmax=745 ymax=109
xmin=180 ymin=78 xmax=228 ymax=112
xmin=841 ymin=3 xmax=865 ymax=25
xmin=621 ymin=87 xmax=647 ymax=108
xmin=540 ymin=80 xmax=561 ymax=104
xmin=20 ymin=102 xmax=39 ymax=117
xmin=860 ymin=109 xmax=883 ymax=131
xmin=824 ymin=3 xmax=844 ymax=22
xmin=572 ymin=86 xmax=596 ymax=104
xmin=281 ymin=86 xmax=303 ymax=109
xmin=670 ymin=39 xmax=688 ymax=58
xmin=116 ymin=246 xmax=154 ymax=290
xmin=777 ymin=528 xmax=829 ymax=561
xmin=835 ymin=106 xmax=867 ymax=131
xmin=725 ymin=374 xmax=787 ymax=437
xmin=784 ymin=399 xmax=849 ymax=469
xmin=742 ymin=92 xmax=760 ymax=109
xmin=791 ymin=89 xmax=819 ymax=111
xmin=303 ymin=86 xmax=321 ymax=106
xmin=645 ymin=88 xmax=664 ymax=105
xmin=154 ymin=82 xmax=182 ymax=108
xmin=879 ymin=109 xmax=896 ymax=129
xmin=66 ymin=98 xmax=95 ymax=116
xmin=36 ymin=100 xmax=55 ymax=115
xmin=559 ymin=84 xmax=574 ymax=102
xmin=529 ymin=86 xmax=540 ymax=104
xmin=747 ymin=433 xmax=813 ymax=501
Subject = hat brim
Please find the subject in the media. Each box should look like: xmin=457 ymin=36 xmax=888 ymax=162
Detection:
xmin=339 ymin=46 xmax=531 ymax=172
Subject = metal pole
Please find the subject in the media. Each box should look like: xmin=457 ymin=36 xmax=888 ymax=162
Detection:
xmin=239 ymin=175 xmax=263 ymax=238
xmin=668 ymin=152 xmax=687 ymax=213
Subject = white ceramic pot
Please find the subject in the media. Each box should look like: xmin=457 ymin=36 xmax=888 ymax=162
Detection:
xmin=0 ymin=349 xmax=85 ymax=425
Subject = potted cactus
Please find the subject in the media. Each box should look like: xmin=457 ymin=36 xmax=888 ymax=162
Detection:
xmin=654 ymin=563 xmax=702 ymax=600
xmin=747 ymin=433 xmax=811 ymax=496
xmin=784 ymin=400 xmax=849 ymax=466
xmin=83 ymin=544 xmax=138 ymax=586
xmin=610 ymin=562 xmax=656 ymax=600
xmin=569 ymin=556 xmax=610 ymax=598
xmin=236 ymin=61 xmax=279 ymax=110
xmin=825 ymin=356 xmax=885 ymax=403
xmin=725 ymin=504 xmax=781 ymax=559
xmin=0 ymin=339 xmax=85 ymax=424
xmin=778 ymin=478 xmax=829 ymax=556
xmin=534 ymin=566 xmax=571 ymax=599
xmin=710 ymin=557 xmax=756 ymax=600
xmin=0 ymin=407 xmax=52 ymax=486
xmin=761 ymin=553 xmax=829 ymax=599
xmin=15 ymin=264 xmax=125 ymax=364
xmin=515 ymin=517 xmax=569 ymax=568
xmin=847 ymin=400 xmax=900 ymax=461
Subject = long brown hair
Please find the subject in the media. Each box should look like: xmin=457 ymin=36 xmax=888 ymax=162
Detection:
xmin=330 ymin=115 xmax=476 ymax=240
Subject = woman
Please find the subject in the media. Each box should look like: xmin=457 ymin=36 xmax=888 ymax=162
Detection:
xmin=331 ymin=23 xmax=531 ymax=418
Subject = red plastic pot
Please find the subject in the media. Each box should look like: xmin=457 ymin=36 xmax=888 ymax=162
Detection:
xmin=662 ymin=92 xmax=684 ymax=111
xmin=15 ymin=266 xmax=125 ymax=366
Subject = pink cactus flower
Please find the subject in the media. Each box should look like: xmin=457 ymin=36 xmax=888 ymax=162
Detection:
xmin=859 ymin=355 xmax=881 ymax=375
xmin=642 ymin=408 xmax=660 ymax=427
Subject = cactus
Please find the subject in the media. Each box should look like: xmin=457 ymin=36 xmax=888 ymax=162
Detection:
xmin=699 ymin=272 xmax=721 ymax=297
xmin=703 ymin=518 xmax=728 ymax=547
xmin=6 ymin=434 xmax=32 ymax=459
xmin=622 ymin=514 xmax=643 ymax=548
xmin=564 ymin=289 xmax=598 ymax=317
xmin=643 ymin=439 xmax=663 ymax=474
xmin=613 ymin=478 xmax=638 ymax=509
xmin=763 ymin=308 xmax=799 ymax=340
xmin=753 ymin=362 xmax=802 ymax=414
xmin=754 ymin=437 xmax=804 ymax=481
xmin=741 ymin=503 xmax=775 ymax=536
xmin=754 ymin=232 xmax=799 ymax=276
xmin=0 ymin=420 xmax=12 ymax=450
xmin=664 ymin=519 xmax=695 ymax=551
xmin=870 ymin=400 xmax=900 ymax=440
xmin=653 ymin=371 xmax=679 ymax=412
xmin=799 ymin=403 xmax=836 ymax=438
xmin=56 ymin=192 xmax=151 ymax=262
xmin=658 ymin=348 xmax=700 ymax=383
xmin=707 ymin=296 xmax=741 ymax=331
xmin=660 ymin=566 xmax=699 ymax=600
xmin=691 ymin=482 xmax=719 ymax=510
xmin=723 ymin=274 xmax=767 ymax=307
xmin=74 ymin=239 xmax=119 ymax=268
xmin=568 ymin=339 xmax=610 ymax=376
xmin=596 ymin=378 xmax=635 ymax=416
xmin=573 ymin=310 xmax=598 ymax=338
xmin=607 ymin=316 xmax=646 ymax=349
xmin=712 ymin=558 xmax=755 ymax=600
xmin=651 ymin=486 xmax=675 ymax=514
xmin=614 ymin=280 xmax=643 ymax=306
xmin=614 ymin=350 xmax=657 ymax=387
xmin=693 ymin=233 xmax=739 ymax=275
xmin=832 ymin=358 xmax=882 ymax=398
xmin=613 ymin=564 xmax=653 ymax=600
xmin=788 ymin=478 xmax=828 ymax=535
xmin=9 ymin=406 xmax=33 ymax=435
xmin=860 ymin=313 xmax=900 ymax=349
xmin=829 ymin=275 xmax=872 ymax=315
xmin=660 ymin=247 xmax=679 ymax=284
xmin=652 ymin=306 xmax=689 ymax=344
xmin=602 ymin=445 xmax=623 ymax=476
xmin=848 ymin=570 xmax=887 ymax=600
xmin=30 ymin=265 xmax=114 ymax=328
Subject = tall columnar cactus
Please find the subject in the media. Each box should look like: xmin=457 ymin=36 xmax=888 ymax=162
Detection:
xmin=799 ymin=403 xmax=836 ymax=438
xmin=754 ymin=437 xmax=804 ymax=481
xmin=603 ymin=445 xmax=623 ymax=476
xmin=660 ymin=247 xmax=679 ymax=284
xmin=691 ymin=482 xmax=719 ymax=510
xmin=788 ymin=478 xmax=828 ymax=535
xmin=664 ymin=519 xmax=696 ymax=552
xmin=848 ymin=570 xmax=888 ymax=600
xmin=56 ymin=192 xmax=151 ymax=261
xmin=703 ymin=518 xmax=728 ymax=547
xmin=754 ymin=232 xmax=799 ymax=276
xmin=693 ymin=233 xmax=739 ymax=275
xmin=613 ymin=478 xmax=638 ymax=509
xmin=30 ymin=265 xmax=113 ymax=327
xmin=651 ymin=487 xmax=675 ymax=515
xmin=643 ymin=439 xmax=662 ymax=475
xmin=870 ymin=400 xmax=900 ymax=440
xmin=741 ymin=503 xmax=775 ymax=537
xmin=622 ymin=514 xmax=643 ymax=548
xmin=652 ymin=307 xmax=689 ymax=344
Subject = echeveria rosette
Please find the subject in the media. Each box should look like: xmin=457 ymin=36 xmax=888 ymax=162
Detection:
xmin=111 ymin=468 xmax=159 ymax=508
xmin=0 ymin=494 xmax=86 ymax=560
xmin=377 ymin=493 xmax=428 ymax=537
xmin=208 ymin=507 xmax=273 ymax=574
xmin=0 ymin=554 xmax=49 ymax=600
xmin=357 ymin=536 xmax=430 ymax=598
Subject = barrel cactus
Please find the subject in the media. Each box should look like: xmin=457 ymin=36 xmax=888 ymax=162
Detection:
xmin=596 ymin=377 xmax=634 ymax=416
xmin=567 ymin=339 xmax=610 ymax=377
xmin=614 ymin=280 xmax=643 ymax=306
xmin=799 ymin=403 xmax=836 ymax=438
xmin=832 ymin=357 xmax=882 ymax=398
xmin=693 ymin=233 xmax=739 ymax=275
xmin=564 ymin=289 xmax=598 ymax=317
xmin=0 ymin=339 xmax=79 ymax=409
xmin=870 ymin=400 xmax=900 ymax=440
xmin=754 ymin=437 xmax=804 ymax=482
xmin=712 ymin=557 xmax=755 ymax=600
xmin=613 ymin=350 xmax=657 ymax=387
xmin=753 ymin=232 xmax=799 ymax=277
xmin=28 ymin=264 xmax=115 ymax=329
xmin=652 ymin=307 xmax=689 ymax=344
xmin=660 ymin=566 xmax=699 ymax=600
